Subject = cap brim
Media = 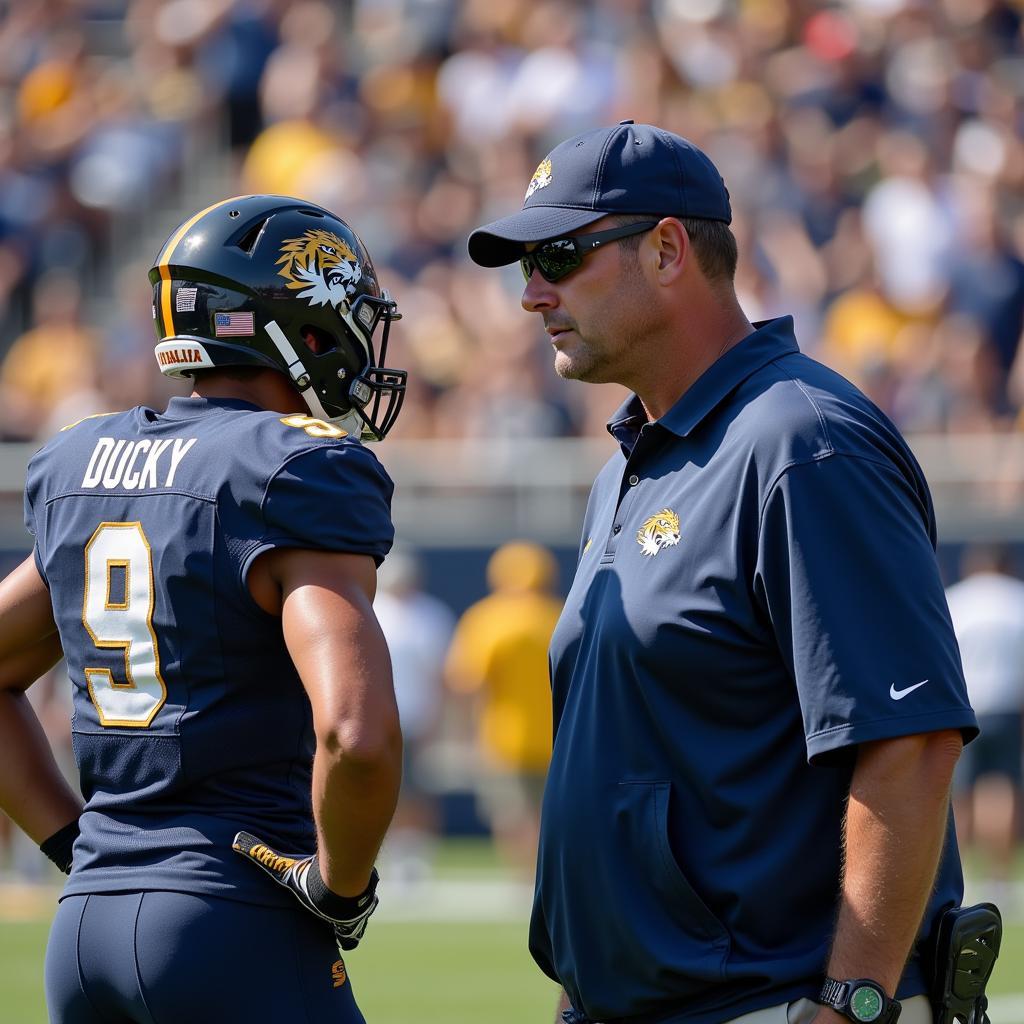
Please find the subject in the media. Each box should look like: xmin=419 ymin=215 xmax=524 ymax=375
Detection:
xmin=468 ymin=206 xmax=606 ymax=267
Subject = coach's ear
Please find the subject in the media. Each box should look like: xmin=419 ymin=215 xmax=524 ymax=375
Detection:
xmin=649 ymin=218 xmax=688 ymax=285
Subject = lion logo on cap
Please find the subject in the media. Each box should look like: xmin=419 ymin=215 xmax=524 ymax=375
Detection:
xmin=525 ymin=158 xmax=553 ymax=201
xmin=277 ymin=229 xmax=362 ymax=308
xmin=636 ymin=508 xmax=680 ymax=557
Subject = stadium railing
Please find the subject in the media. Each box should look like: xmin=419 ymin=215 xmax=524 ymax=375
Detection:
xmin=1 ymin=435 xmax=1023 ymax=552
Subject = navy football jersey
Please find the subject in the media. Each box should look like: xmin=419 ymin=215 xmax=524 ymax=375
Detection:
xmin=23 ymin=396 xmax=394 ymax=905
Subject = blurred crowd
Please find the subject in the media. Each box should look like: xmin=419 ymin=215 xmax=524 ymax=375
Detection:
xmin=0 ymin=0 xmax=1021 ymax=441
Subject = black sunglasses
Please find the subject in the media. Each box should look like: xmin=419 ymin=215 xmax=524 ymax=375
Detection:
xmin=520 ymin=220 xmax=661 ymax=283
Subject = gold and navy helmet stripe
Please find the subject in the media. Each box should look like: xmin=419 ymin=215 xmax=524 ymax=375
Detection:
xmin=155 ymin=195 xmax=250 ymax=338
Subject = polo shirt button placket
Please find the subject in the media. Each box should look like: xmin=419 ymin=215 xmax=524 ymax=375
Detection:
xmin=603 ymin=456 xmax=646 ymax=558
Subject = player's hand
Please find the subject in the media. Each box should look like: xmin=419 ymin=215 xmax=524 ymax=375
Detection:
xmin=232 ymin=830 xmax=379 ymax=950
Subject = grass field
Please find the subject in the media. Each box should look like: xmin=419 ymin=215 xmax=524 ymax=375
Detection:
xmin=1 ymin=841 xmax=1020 ymax=1023
xmin=0 ymin=916 xmax=561 ymax=1024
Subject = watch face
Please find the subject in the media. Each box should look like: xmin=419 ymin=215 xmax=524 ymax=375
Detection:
xmin=850 ymin=985 xmax=884 ymax=1022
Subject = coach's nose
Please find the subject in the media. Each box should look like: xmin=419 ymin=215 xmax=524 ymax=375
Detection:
xmin=522 ymin=268 xmax=558 ymax=313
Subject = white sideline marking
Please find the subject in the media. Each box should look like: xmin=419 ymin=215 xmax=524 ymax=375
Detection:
xmin=0 ymin=878 xmax=537 ymax=925
xmin=4 ymin=876 xmax=1024 ymax=925
xmin=375 ymin=878 xmax=534 ymax=922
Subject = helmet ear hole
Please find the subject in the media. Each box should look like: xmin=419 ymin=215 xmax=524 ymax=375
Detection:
xmin=301 ymin=325 xmax=337 ymax=355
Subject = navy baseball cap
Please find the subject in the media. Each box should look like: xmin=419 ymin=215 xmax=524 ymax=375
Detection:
xmin=468 ymin=120 xmax=732 ymax=268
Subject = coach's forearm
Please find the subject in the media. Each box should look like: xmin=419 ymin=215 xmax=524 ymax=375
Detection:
xmin=824 ymin=730 xmax=963 ymax=996
xmin=0 ymin=690 xmax=81 ymax=843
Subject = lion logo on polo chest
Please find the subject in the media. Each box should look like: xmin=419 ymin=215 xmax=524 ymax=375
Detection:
xmin=636 ymin=508 xmax=681 ymax=557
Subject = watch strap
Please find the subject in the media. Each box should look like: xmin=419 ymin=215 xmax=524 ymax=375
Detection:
xmin=820 ymin=978 xmax=848 ymax=1007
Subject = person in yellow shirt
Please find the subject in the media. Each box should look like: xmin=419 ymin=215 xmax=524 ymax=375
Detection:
xmin=0 ymin=270 xmax=100 ymax=440
xmin=446 ymin=541 xmax=563 ymax=876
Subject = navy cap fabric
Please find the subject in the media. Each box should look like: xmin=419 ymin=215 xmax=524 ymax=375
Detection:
xmin=468 ymin=120 xmax=732 ymax=267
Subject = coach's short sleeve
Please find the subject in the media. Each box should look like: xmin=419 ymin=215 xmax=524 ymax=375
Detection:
xmin=255 ymin=440 xmax=395 ymax=567
xmin=754 ymin=453 xmax=977 ymax=762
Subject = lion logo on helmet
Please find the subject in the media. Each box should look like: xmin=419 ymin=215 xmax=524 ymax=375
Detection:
xmin=277 ymin=229 xmax=364 ymax=308
xmin=636 ymin=508 xmax=680 ymax=557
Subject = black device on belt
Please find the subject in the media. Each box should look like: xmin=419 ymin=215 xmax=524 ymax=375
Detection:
xmin=931 ymin=902 xmax=1001 ymax=1024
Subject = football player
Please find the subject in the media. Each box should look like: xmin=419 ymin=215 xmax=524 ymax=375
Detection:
xmin=0 ymin=195 xmax=407 ymax=1022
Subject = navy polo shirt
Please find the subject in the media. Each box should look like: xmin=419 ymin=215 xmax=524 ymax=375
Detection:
xmin=532 ymin=317 xmax=978 ymax=1024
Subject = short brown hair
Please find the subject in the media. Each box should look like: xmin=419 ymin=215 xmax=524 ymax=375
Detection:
xmin=612 ymin=214 xmax=737 ymax=282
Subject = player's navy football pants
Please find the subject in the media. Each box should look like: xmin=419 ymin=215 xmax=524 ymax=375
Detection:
xmin=45 ymin=891 xmax=366 ymax=1023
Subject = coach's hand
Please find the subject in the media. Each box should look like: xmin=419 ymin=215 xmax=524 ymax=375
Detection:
xmin=232 ymin=830 xmax=379 ymax=951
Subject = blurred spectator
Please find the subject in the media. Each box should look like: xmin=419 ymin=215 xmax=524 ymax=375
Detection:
xmin=16 ymin=26 xmax=95 ymax=163
xmin=946 ymin=544 xmax=1024 ymax=905
xmin=373 ymin=546 xmax=456 ymax=883
xmin=0 ymin=269 xmax=99 ymax=440
xmin=193 ymin=0 xmax=280 ymax=149
xmin=861 ymin=131 xmax=953 ymax=317
xmin=100 ymin=260 xmax=181 ymax=416
xmin=947 ymin=182 xmax=1024 ymax=380
xmin=821 ymin=266 xmax=914 ymax=380
xmin=445 ymin=541 xmax=562 ymax=877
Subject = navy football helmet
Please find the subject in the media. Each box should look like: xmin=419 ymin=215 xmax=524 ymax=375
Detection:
xmin=148 ymin=195 xmax=406 ymax=441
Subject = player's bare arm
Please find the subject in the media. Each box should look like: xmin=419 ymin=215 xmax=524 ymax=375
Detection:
xmin=0 ymin=555 xmax=82 ymax=844
xmin=813 ymin=729 xmax=964 ymax=1024
xmin=251 ymin=546 xmax=402 ymax=896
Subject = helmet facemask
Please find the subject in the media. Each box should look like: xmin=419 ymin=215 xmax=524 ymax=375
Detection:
xmin=267 ymin=290 xmax=407 ymax=442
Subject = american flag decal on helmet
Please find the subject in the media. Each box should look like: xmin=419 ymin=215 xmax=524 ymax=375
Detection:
xmin=214 ymin=312 xmax=255 ymax=336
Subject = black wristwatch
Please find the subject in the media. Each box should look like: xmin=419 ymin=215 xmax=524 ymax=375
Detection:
xmin=819 ymin=977 xmax=901 ymax=1024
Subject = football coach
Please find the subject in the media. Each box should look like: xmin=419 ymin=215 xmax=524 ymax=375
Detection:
xmin=468 ymin=121 xmax=979 ymax=1024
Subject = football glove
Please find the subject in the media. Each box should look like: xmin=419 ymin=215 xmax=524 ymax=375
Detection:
xmin=232 ymin=831 xmax=379 ymax=951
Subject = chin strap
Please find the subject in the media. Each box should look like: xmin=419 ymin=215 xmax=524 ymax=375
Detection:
xmin=264 ymin=320 xmax=311 ymax=390
xmin=317 ymin=407 xmax=365 ymax=439
xmin=263 ymin=319 xmax=364 ymax=439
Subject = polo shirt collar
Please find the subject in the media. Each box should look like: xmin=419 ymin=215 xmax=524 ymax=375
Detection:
xmin=607 ymin=316 xmax=799 ymax=451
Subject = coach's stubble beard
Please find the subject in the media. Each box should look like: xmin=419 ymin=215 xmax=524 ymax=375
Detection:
xmin=552 ymin=274 xmax=659 ymax=385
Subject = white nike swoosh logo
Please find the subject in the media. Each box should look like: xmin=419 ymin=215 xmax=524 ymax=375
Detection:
xmin=890 ymin=679 xmax=929 ymax=700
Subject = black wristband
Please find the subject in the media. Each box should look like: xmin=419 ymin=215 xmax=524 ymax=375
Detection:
xmin=40 ymin=818 xmax=80 ymax=874
xmin=306 ymin=859 xmax=378 ymax=919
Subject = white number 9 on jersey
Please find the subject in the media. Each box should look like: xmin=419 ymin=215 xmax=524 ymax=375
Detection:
xmin=82 ymin=522 xmax=167 ymax=728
